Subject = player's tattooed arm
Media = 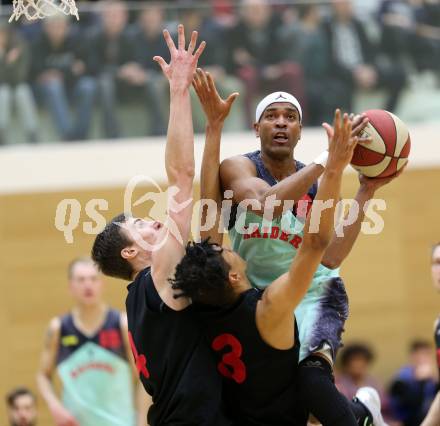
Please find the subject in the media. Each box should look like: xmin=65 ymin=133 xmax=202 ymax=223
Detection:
xmin=256 ymin=111 xmax=357 ymax=348
xmin=150 ymin=25 xmax=206 ymax=310
xmin=37 ymin=318 xmax=79 ymax=426
xmin=193 ymin=68 xmax=238 ymax=245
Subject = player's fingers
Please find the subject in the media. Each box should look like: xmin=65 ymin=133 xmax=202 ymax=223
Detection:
xmin=194 ymin=68 xmax=202 ymax=86
xmin=358 ymin=135 xmax=372 ymax=145
xmin=193 ymin=40 xmax=206 ymax=62
xmin=177 ymin=24 xmax=185 ymax=50
xmin=351 ymin=117 xmax=369 ymax=137
xmin=226 ymin=92 xmax=240 ymax=106
xmin=349 ymin=136 xmax=359 ymax=151
xmin=153 ymin=56 xmax=168 ymax=73
xmin=187 ymin=30 xmax=198 ymax=54
xmin=192 ymin=77 xmax=200 ymax=95
xmin=207 ymin=72 xmax=218 ymax=94
xmin=395 ymin=160 xmax=408 ymax=176
xmin=333 ymin=109 xmax=341 ymax=136
xmin=196 ymin=68 xmax=207 ymax=93
xmin=322 ymin=122 xmax=334 ymax=140
xmin=162 ymin=29 xmax=176 ymax=53
xmin=343 ymin=112 xmax=351 ymax=141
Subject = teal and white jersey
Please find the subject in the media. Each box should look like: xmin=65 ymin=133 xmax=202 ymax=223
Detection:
xmin=56 ymin=309 xmax=136 ymax=426
xmin=227 ymin=151 xmax=348 ymax=362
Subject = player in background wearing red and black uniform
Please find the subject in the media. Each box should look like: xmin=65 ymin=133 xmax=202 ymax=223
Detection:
xmin=170 ymin=69 xmax=379 ymax=426
xmin=421 ymin=242 xmax=440 ymax=426
xmin=92 ymin=26 xmax=232 ymax=426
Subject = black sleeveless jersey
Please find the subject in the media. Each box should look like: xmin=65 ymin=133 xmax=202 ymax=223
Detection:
xmin=57 ymin=308 xmax=127 ymax=365
xmin=228 ymin=150 xmax=318 ymax=230
xmin=125 ymin=267 xmax=232 ymax=426
xmin=195 ymin=288 xmax=307 ymax=426
xmin=435 ymin=317 xmax=440 ymax=376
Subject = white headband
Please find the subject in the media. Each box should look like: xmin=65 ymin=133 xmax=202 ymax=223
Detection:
xmin=255 ymin=92 xmax=303 ymax=123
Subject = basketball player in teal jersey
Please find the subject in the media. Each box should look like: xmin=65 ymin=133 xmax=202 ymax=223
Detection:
xmin=37 ymin=258 xmax=150 ymax=426
xmin=180 ymin=68 xmax=383 ymax=426
xmin=215 ymin=87 xmax=403 ymax=423
xmin=421 ymin=242 xmax=440 ymax=426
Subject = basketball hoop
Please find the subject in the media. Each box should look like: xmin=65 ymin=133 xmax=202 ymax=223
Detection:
xmin=9 ymin=0 xmax=79 ymax=22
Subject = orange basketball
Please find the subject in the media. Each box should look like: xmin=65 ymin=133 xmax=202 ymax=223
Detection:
xmin=350 ymin=110 xmax=411 ymax=178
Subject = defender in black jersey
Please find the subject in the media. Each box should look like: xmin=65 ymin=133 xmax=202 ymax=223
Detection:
xmin=92 ymin=27 xmax=231 ymax=426
xmin=173 ymin=68 xmax=373 ymax=426
xmin=420 ymin=242 xmax=440 ymax=426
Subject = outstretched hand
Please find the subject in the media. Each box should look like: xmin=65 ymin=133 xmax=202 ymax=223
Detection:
xmin=323 ymin=109 xmax=359 ymax=171
xmin=192 ymin=68 xmax=239 ymax=127
xmin=359 ymin=161 xmax=408 ymax=192
xmin=154 ymin=24 xmax=206 ymax=91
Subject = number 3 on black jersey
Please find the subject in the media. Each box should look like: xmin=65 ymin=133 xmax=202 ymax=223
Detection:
xmin=212 ymin=333 xmax=247 ymax=384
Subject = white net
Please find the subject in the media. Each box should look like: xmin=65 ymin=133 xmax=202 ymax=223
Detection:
xmin=9 ymin=0 xmax=79 ymax=22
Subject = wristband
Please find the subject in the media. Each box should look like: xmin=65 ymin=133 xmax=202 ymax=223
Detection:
xmin=313 ymin=151 xmax=329 ymax=168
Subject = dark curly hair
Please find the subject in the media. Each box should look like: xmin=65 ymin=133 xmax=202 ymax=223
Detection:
xmin=91 ymin=213 xmax=134 ymax=281
xmin=170 ymin=239 xmax=235 ymax=306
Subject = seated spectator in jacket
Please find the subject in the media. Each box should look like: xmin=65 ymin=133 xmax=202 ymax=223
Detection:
xmin=413 ymin=0 xmax=440 ymax=72
xmin=0 ymin=21 xmax=38 ymax=145
xmin=225 ymin=0 xmax=306 ymax=126
xmin=389 ymin=340 xmax=438 ymax=426
xmin=88 ymin=0 xmax=132 ymax=139
xmin=283 ymin=4 xmax=330 ymax=126
xmin=31 ymin=14 xmax=96 ymax=141
xmin=126 ymin=5 xmax=168 ymax=136
xmin=179 ymin=3 xmax=245 ymax=131
xmin=6 ymin=387 xmax=38 ymax=426
xmin=378 ymin=0 xmax=421 ymax=68
xmin=323 ymin=0 xmax=407 ymax=114
xmin=336 ymin=343 xmax=388 ymax=406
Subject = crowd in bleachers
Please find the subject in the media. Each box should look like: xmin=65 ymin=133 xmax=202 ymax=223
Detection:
xmin=0 ymin=0 xmax=439 ymax=144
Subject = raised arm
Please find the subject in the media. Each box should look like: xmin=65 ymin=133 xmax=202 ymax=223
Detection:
xmin=219 ymin=115 xmax=369 ymax=219
xmin=321 ymin=167 xmax=405 ymax=269
xmin=150 ymin=25 xmax=206 ymax=309
xmin=220 ymin=156 xmax=323 ymax=218
xmin=193 ymin=68 xmax=238 ymax=245
xmin=256 ymin=111 xmax=358 ymax=345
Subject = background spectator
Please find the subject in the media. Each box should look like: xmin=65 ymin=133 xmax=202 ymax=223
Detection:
xmin=125 ymin=4 xmax=168 ymax=135
xmin=6 ymin=387 xmax=37 ymax=426
xmin=226 ymin=0 xmax=306 ymax=126
xmin=1 ymin=0 xmax=439 ymax=143
xmin=179 ymin=3 xmax=245 ymax=131
xmin=336 ymin=343 xmax=388 ymax=403
xmin=283 ymin=4 xmax=330 ymax=125
xmin=0 ymin=21 xmax=38 ymax=145
xmin=389 ymin=340 xmax=438 ymax=426
xmin=31 ymin=14 xmax=96 ymax=141
xmin=378 ymin=0 xmax=421 ymax=68
xmin=323 ymin=0 xmax=407 ymax=115
xmin=413 ymin=0 xmax=440 ymax=73
xmin=88 ymin=0 xmax=132 ymax=138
